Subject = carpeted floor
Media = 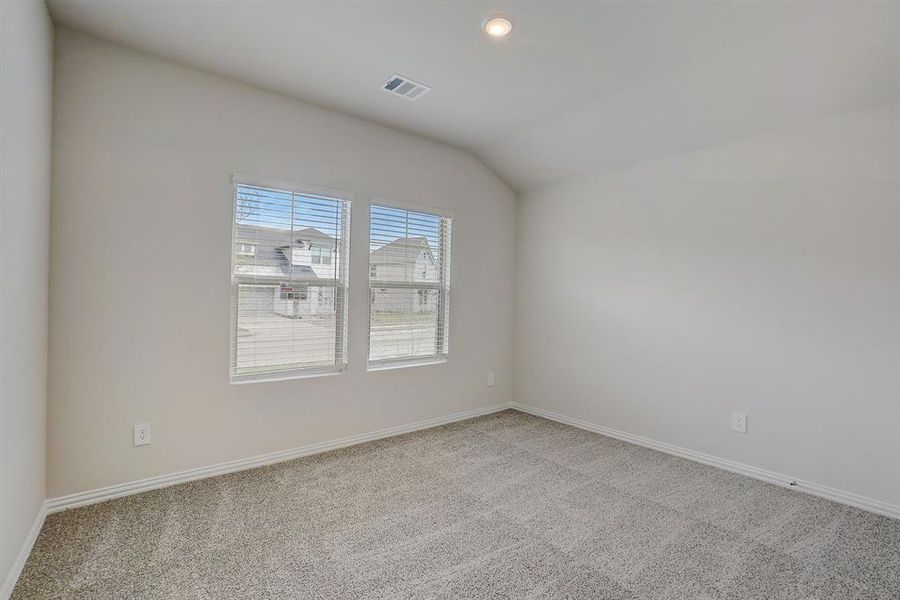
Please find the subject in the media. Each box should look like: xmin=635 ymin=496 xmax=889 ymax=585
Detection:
xmin=14 ymin=410 xmax=900 ymax=599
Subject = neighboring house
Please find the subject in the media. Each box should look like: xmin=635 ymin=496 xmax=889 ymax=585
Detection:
xmin=233 ymin=224 xmax=340 ymax=319
xmin=234 ymin=226 xmax=439 ymax=319
xmin=369 ymin=236 xmax=438 ymax=315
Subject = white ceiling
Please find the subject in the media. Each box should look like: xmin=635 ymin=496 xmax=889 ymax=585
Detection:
xmin=47 ymin=1 xmax=899 ymax=192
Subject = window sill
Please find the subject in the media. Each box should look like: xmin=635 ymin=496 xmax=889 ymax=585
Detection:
xmin=230 ymin=366 xmax=346 ymax=385
xmin=367 ymin=357 xmax=447 ymax=372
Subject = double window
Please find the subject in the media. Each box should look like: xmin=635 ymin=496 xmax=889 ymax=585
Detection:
xmin=230 ymin=179 xmax=452 ymax=381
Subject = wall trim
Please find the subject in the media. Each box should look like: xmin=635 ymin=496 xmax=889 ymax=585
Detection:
xmin=10 ymin=399 xmax=894 ymax=595
xmin=40 ymin=398 xmax=898 ymax=524
xmin=1 ymin=503 xmax=46 ymax=600
xmin=46 ymin=402 xmax=514 ymax=514
xmin=511 ymin=402 xmax=899 ymax=520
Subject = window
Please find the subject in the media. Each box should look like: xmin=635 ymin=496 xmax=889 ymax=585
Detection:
xmin=311 ymin=246 xmax=332 ymax=265
xmin=231 ymin=179 xmax=351 ymax=382
xmin=236 ymin=242 xmax=256 ymax=257
xmin=368 ymin=203 xmax=451 ymax=368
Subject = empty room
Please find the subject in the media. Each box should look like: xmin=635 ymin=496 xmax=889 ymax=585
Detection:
xmin=1 ymin=0 xmax=899 ymax=598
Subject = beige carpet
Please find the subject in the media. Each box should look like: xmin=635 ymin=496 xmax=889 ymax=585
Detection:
xmin=14 ymin=410 xmax=900 ymax=599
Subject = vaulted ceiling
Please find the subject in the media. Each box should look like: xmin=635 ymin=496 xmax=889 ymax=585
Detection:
xmin=47 ymin=1 xmax=899 ymax=192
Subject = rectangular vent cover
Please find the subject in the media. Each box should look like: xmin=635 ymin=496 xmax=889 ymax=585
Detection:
xmin=383 ymin=74 xmax=431 ymax=101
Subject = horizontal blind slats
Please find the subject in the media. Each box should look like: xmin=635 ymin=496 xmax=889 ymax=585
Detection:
xmin=368 ymin=203 xmax=451 ymax=367
xmin=231 ymin=183 xmax=350 ymax=380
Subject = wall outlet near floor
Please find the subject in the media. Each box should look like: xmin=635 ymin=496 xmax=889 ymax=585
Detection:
xmin=134 ymin=422 xmax=151 ymax=446
xmin=487 ymin=371 xmax=495 ymax=387
xmin=731 ymin=412 xmax=747 ymax=433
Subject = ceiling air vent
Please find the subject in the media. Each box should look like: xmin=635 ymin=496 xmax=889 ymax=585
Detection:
xmin=383 ymin=74 xmax=431 ymax=101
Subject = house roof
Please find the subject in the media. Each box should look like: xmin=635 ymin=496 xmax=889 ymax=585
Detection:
xmin=233 ymin=224 xmax=334 ymax=282
xmin=235 ymin=224 xmax=335 ymax=244
xmin=370 ymin=237 xmax=435 ymax=266
xmin=293 ymin=227 xmax=336 ymax=247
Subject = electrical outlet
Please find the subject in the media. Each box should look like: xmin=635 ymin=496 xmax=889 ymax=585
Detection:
xmin=134 ymin=422 xmax=151 ymax=446
xmin=731 ymin=412 xmax=747 ymax=433
xmin=487 ymin=371 xmax=495 ymax=387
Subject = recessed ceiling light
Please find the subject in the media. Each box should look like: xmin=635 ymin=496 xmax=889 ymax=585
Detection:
xmin=483 ymin=15 xmax=513 ymax=38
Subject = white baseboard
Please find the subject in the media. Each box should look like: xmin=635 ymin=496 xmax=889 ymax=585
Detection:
xmin=1 ymin=503 xmax=46 ymax=600
xmin=511 ymin=402 xmax=899 ymax=520
xmin=9 ymin=399 xmax=895 ymax=597
xmin=40 ymin=397 xmax=899 ymax=520
xmin=46 ymin=402 xmax=514 ymax=514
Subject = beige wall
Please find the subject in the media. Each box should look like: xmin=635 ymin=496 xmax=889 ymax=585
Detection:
xmin=49 ymin=29 xmax=516 ymax=498
xmin=45 ymin=19 xmax=899 ymax=514
xmin=516 ymin=103 xmax=900 ymax=508
xmin=0 ymin=0 xmax=53 ymax=590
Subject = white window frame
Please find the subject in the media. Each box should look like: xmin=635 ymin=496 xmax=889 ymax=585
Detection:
xmin=367 ymin=199 xmax=453 ymax=371
xmin=236 ymin=242 xmax=256 ymax=257
xmin=230 ymin=174 xmax=352 ymax=383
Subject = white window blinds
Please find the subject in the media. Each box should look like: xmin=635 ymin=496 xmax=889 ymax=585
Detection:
xmin=368 ymin=203 xmax=452 ymax=368
xmin=231 ymin=180 xmax=351 ymax=382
